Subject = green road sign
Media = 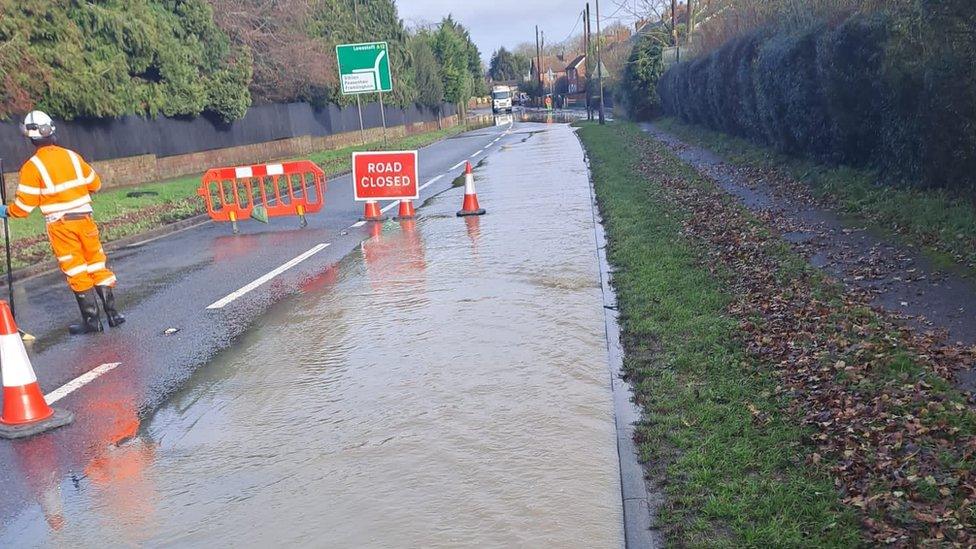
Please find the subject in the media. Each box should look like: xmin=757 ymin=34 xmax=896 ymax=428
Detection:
xmin=336 ymin=41 xmax=393 ymax=95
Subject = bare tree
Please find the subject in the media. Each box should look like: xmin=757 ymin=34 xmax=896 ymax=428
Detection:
xmin=209 ymin=0 xmax=335 ymax=103
xmin=513 ymin=42 xmax=539 ymax=60
xmin=627 ymin=0 xmax=898 ymax=54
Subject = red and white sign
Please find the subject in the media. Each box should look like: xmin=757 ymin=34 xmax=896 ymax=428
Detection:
xmin=352 ymin=150 xmax=419 ymax=201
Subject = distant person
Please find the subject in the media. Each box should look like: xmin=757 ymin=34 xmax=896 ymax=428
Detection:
xmin=545 ymin=95 xmax=553 ymax=111
xmin=0 ymin=110 xmax=124 ymax=334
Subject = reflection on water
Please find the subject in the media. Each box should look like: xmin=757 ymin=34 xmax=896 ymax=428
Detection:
xmin=516 ymin=109 xmax=591 ymax=125
xmin=9 ymin=435 xmax=65 ymax=533
xmin=494 ymin=113 xmax=514 ymax=126
xmin=4 ymin=123 xmax=622 ymax=547
xmin=1 ymin=360 xmax=159 ymax=547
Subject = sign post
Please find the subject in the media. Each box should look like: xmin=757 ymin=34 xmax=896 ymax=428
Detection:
xmin=379 ymin=93 xmax=387 ymax=145
xmin=337 ymin=41 xmax=393 ymax=145
xmin=352 ymin=151 xmax=419 ymax=202
xmin=355 ymin=95 xmax=366 ymax=144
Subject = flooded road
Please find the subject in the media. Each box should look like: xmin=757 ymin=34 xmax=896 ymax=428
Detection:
xmin=2 ymin=122 xmax=624 ymax=547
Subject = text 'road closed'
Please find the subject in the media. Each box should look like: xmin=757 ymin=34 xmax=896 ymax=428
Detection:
xmin=352 ymin=151 xmax=419 ymax=201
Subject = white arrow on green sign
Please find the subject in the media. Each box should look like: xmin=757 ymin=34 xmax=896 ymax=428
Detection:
xmin=336 ymin=41 xmax=393 ymax=95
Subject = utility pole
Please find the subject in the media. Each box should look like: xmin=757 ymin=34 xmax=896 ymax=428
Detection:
xmin=688 ymin=0 xmax=696 ymax=46
xmin=585 ymin=4 xmax=592 ymax=121
xmin=671 ymin=0 xmax=678 ymax=42
xmin=540 ymin=30 xmax=547 ymax=105
xmin=595 ymin=0 xmax=605 ymax=124
xmin=535 ymin=26 xmax=542 ymax=105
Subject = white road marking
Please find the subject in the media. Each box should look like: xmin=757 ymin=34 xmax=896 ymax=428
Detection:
xmin=45 ymin=362 xmax=121 ymax=405
xmin=470 ymin=149 xmax=484 ymax=158
xmin=380 ymin=201 xmax=399 ymax=214
xmin=349 ymin=220 xmax=367 ymax=228
xmin=450 ymin=161 xmax=465 ymax=170
xmin=207 ymin=243 xmax=331 ymax=309
xmin=419 ymin=174 xmax=444 ymax=191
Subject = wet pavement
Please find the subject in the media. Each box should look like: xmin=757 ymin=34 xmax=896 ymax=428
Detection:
xmin=642 ymin=123 xmax=976 ymax=388
xmin=1 ymin=122 xmax=626 ymax=546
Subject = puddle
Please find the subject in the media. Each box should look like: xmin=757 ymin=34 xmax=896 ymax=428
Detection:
xmin=810 ymin=250 xmax=830 ymax=269
xmin=783 ymin=231 xmax=815 ymax=244
xmin=1 ymin=123 xmax=623 ymax=547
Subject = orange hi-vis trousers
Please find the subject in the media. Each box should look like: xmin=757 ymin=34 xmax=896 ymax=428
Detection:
xmin=47 ymin=216 xmax=116 ymax=292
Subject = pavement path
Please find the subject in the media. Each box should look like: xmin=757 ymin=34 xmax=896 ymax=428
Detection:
xmin=642 ymin=122 xmax=976 ymax=390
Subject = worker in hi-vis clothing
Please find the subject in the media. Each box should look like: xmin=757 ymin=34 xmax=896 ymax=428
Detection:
xmin=0 ymin=110 xmax=124 ymax=334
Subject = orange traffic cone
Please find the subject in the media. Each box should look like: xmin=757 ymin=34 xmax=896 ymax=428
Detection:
xmin=395 ymin=199 xmax=416 ymax=221
xmin=0 ymin=301 xmax=73 ymax=439
xmin=457 ymin=161 xmax=486 ymax=217
xmin=361 ymin=200 xmax=388 ymax=222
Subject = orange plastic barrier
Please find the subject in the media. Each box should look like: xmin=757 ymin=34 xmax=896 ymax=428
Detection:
xmin=197 ymin=160 xmax=326 ymax=231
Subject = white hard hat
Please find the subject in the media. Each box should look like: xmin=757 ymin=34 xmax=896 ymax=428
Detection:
xmin=21 ymin=110 xmax=55 ymax=140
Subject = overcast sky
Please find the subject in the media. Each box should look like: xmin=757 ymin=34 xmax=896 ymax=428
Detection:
xmin=397 ymin=1 xmax=593 ymax=63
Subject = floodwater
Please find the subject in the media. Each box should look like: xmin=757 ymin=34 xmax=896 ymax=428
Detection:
xmin=1 ymin=122 xmax=624 ymax=547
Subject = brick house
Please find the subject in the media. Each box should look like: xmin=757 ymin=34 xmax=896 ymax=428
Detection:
xmin=565 ymin=54 xmax=586 ymax=94
xmin=531 ymin=55 xmax=568 ymax=92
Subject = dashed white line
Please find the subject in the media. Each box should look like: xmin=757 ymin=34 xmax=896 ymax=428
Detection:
xmin=450 ymin=161 xmax=465 ymax=170
xmin=380 ymin=200 xmax=399 ymax=214
xmin=45 ymin=362 xmax=121 ymax=405
xmin=419 ymin=174 xmax=444 ymax=191
xmin=207 ymin=243 xmax=331 ymax=309
xmin=470 ymin=149 xmax=484 ymax=158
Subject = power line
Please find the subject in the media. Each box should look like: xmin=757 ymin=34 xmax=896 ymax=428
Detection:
xmin=608 ymin=0 xmax=641 ymax=22
xmin=559 ymin=11 xmax=585 ymax=46
xmin=607 ymin=1 xmax=629 ymax=19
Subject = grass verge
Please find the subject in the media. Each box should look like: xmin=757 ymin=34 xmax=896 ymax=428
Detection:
xmin=577 ymin=120 xmax=976 ymax=545
xmin=579 ymin=120 xmax=860 ymax=545
xmin=3 ymin=122 xmax=472 ymax=272
xmin=655 ymin=117 xmax=976 ymax=273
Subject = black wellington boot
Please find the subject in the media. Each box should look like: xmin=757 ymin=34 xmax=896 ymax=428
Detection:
xmin=95 ymin=286 xmax=125 ymax=327
xmin=68 ymin=290 xmax=103 ymax=335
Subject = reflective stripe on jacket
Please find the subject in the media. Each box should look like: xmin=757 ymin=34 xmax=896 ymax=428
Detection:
xmin=11 ymin=145 xmax=101 ymax=222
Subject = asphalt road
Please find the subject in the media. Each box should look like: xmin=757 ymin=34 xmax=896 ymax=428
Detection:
xmin=0 ymin=118 xmax=514 ymax=524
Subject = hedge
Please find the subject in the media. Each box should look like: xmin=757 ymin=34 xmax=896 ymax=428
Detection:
xmin=658 ymin=8 xmax=976 ymax=192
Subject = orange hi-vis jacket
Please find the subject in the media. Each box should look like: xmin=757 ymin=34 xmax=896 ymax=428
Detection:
xmin=10 ymin=145 xmax=101 ymax=221
xmin=10 ymin=145 xmax=116 ymax=292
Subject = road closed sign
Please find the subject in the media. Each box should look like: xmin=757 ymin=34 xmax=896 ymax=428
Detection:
xmin=352 ymin=151 xmax=419 ymax=201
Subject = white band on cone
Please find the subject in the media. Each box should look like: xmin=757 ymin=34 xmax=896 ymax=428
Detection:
xmin=0 ymin=333 xmax=37 ymax=387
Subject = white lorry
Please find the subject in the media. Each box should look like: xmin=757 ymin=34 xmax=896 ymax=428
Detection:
xmin=491 ymin=85 xmax=513 ymax=114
